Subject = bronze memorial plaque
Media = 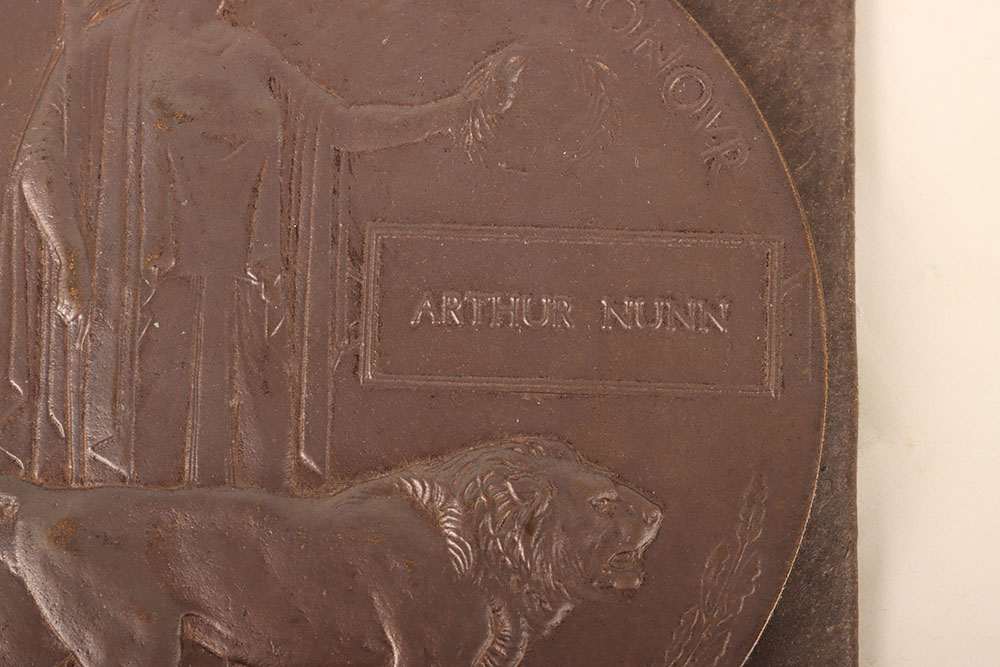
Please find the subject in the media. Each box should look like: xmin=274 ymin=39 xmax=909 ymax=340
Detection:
xmin=0 ymin=1 xmax=842 ymax=665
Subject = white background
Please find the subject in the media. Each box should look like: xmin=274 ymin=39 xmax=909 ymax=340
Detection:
xmin=857 ymin=0 xmax=1000 ymax=664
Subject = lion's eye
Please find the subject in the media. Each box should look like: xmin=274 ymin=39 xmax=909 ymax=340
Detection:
xmin=591 ymin=497 xmax=613 ymax=513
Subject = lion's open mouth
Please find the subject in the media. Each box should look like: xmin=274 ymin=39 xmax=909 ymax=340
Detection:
xmin=608 ymin=549 xmax=641 ymax=570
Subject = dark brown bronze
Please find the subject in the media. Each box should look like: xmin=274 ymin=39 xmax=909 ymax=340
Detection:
xmin=0 ymin=1 xmax=842 ymax=665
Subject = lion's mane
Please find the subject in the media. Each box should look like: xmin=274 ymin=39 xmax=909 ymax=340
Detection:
xmin=396 ymin=438 xmax=590 ymax=642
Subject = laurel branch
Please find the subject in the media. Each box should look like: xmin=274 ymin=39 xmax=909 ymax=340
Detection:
xmin=663 ymin=475 xmax=767 ymax=667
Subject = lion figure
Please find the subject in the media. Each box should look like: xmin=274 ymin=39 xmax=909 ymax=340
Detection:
xmin=0 ymin=437 xmax=662 ymax=666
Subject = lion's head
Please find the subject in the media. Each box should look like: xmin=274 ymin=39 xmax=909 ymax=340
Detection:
xmin=413 ymin=437 xmax=662 ymax=634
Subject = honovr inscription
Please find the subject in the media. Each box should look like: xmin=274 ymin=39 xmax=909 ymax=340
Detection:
xmin=409 ymin=291 xmax=731 ymax=333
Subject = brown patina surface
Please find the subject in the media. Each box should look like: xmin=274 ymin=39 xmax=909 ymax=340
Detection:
xmin=0 ymin=1 xmax=854 ymax=665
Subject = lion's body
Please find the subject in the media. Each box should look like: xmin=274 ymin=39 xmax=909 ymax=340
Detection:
xmin=1 ymin=478 xmax=491 ymax=666
xmin=0 ymin=439 xmax=661 ymax=667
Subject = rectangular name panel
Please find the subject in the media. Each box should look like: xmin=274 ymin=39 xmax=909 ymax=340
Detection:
xmin=362 ymin=223 xmax=780 ymax=396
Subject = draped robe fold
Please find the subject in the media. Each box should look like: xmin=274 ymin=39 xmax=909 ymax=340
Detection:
xmin=0 ymin=3 xmax=350 ymax=489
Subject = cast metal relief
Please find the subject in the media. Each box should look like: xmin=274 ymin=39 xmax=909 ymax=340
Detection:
xmin=1 ymin=438 xmax=661 ymax=666
xmin=664 ymin=476 xmax=767 ymax=667
xmin=0 ymin=0 xmax=827 ymax=665
xmin=2 ymin=0 xmax=524 ymax=489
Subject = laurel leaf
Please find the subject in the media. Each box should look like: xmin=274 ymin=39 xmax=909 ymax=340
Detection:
xmin=700 ymin=539 xmax=731 ymax=614
xmin=724 ymin=552 xmax=762 ymax=620
xmin=736 ymin=477 xmax=766 ymax=546
xmin=664 ymin=475 xmax=766 ymax=667
xmin=694 ymin=629 xmax=732 ymax=667
xmin=664 ymin=607 xmax=700 ymax=667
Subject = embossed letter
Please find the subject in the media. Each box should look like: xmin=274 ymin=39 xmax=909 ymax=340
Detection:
xmin=601 ymin=297 xmax=632 ymax=330
xmin=411 ymin=292 xmax=438 ymax=327
xmin=464 ymin=293 xmax=491 ymax=326
xmin=702 ymin=299 xmax=730 ymax=334
xmin=552 ymin=297 xmax=574 ymax=329
xmin=522 ymin=296 xmax=550 ymax=329
xmin=440 ymin=292 xmax=463 ymax=326
xmin=633 ymin=299 xmax=664 ymax=330
xmin=491 ymin=295 xmax=518 ymax=328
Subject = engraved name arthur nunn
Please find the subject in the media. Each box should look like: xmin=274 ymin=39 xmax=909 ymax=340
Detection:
xmin=409 ymin=290 xmax=732 ymax=333
xmin=363 ymin=224 xmax=780 ymax=397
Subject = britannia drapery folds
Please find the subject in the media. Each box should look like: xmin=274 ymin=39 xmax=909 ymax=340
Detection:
xmin=0 ymin=0 xmax=523 ymax=490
